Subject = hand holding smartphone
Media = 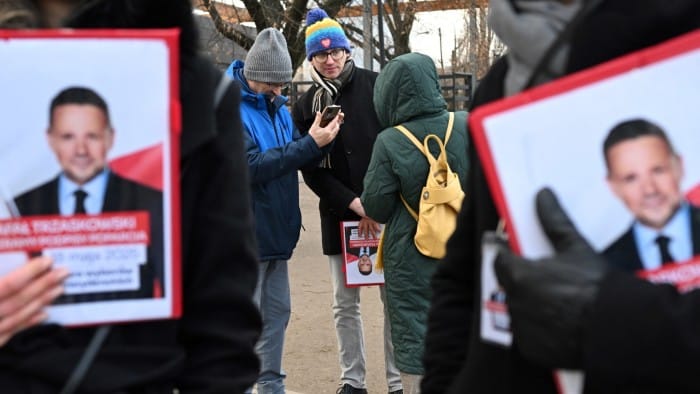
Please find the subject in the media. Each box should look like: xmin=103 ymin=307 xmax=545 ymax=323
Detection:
xmin=319 ymin=105 xmax=341 ymax=127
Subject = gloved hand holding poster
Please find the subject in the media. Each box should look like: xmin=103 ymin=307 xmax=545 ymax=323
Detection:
xmin=470 ymin=30 xmax=700 ymax=394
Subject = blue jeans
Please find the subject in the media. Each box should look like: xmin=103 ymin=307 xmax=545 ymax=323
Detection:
xmin=248 ymin=260 xmax=291 ymax=394
xmin=328 ymin=254 xmax=403 ymax=392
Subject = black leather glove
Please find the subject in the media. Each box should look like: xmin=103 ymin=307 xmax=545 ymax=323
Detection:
xmin=494 ymin=187 xmax=608 ymax=369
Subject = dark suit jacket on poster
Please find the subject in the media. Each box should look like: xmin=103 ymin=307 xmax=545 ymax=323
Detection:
xmin=603 ymin=205 xmax=700 ymax=272
xmin=14 ymin=171 xmax=164 ymax=304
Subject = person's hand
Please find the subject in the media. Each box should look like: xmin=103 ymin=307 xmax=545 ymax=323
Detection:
xmin=348 ymin=198 xmax=381 ymax=238
xmin=494 ymin=187 xmax=608 ymax=369
xmin=358 ymin=216 xmax=381 ymax=239
xmin=308 ymin=110 xmax=343 ymax=148
xmin=0 ymin=256 xmax=69 ymax=346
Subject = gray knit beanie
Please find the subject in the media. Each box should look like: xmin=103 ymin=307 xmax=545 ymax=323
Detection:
xmin=244 ymin=28 xmax=293 ymax=83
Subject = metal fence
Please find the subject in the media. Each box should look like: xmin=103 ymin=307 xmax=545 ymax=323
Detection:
xmin=439 ymin=72 xmax=475 ymax=111
xmin=286 ymin=72 xmax=474 ymax=111
xmin=287 ymin=81 xmax=313 ymax=108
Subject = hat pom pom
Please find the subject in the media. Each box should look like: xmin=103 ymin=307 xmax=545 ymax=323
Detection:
xmin=306 ymin=8 xmax=329 ymax=25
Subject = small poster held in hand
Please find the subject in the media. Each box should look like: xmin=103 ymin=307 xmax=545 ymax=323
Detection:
xmin=340 ymin=221 xmax=385 ymax=287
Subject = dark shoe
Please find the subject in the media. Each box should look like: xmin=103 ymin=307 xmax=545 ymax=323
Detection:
xmin=389 ymin=390 xmax=404 ymax=394
xmin=336 ymin=383 xmax=368 ymax=394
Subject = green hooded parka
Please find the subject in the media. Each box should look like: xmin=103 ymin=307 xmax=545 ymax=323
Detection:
xmin=361 ymin=52 xmax=469 ymax=374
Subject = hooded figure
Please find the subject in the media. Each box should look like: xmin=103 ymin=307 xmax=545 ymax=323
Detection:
xmin=361 ymin=52 xmax=469 ymax=390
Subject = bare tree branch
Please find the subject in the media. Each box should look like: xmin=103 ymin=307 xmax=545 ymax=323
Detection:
xmin=202 ymin=0 xmax=254 ymax=49
xmin=196 ymin=0 xmax=418 ymax=75
xmin=453 ymin=1 xmax=503 ymax=78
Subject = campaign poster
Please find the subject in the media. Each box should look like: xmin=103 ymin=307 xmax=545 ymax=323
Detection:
xmin=340 ymin=221 xmax=385 ymax=287
xmin=470 ymin=31 xmax=700 ymax=394
xmin=0 ymin=30 xmax=181 ymax=326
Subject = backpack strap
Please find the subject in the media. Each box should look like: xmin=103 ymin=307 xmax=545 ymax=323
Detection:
xmin=393 ymin=126 xmax=423 ymax=221
xmin=399 ymin=194 xmax=419 ymax=221
xmin=395 ymin=112 xmax=455 ymax=152
xmin=443 ymin=112 xmax=455 ymax=144
xmin=394 ymin=125 xmax=426 ymax=154
xmin=393 ymin=112 xmax=455 ymax=221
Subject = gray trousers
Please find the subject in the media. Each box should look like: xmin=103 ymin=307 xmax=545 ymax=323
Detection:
xmin=328 ymin=254 xmax=402 ymax=391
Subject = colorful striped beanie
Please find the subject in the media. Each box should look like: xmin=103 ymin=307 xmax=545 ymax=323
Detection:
xmin=304 ymin=8 xmax=351 ymax=61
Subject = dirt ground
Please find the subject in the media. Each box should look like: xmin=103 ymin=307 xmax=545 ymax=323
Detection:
xmin=282 ymin=182 xmax=390 ymax=394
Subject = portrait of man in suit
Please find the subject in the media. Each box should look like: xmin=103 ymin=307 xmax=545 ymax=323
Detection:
xmin=14 ymin=86 xmax=164 ymax=304
xmin=357 ymin=247 xmax=373 ymax=276
xmin=602 ymin=118 xmax=700 ymax=272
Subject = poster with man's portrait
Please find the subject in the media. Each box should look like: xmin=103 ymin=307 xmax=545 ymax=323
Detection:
xmin=341 ymin=221 xmax=385 ymax=287
xmin=0 ymin=30 xmax=181 ymax=326
xmin=470 ymin=31 xmax=700 ymax=394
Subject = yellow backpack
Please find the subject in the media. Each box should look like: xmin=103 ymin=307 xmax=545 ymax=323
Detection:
xmin=394 ymin=112 xmax=464 ymax=259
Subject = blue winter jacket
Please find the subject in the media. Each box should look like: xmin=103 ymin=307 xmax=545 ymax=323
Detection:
xmin=227 ymin=60 xmax=322 ymax=261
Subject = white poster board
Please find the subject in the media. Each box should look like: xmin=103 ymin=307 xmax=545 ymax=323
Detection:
xmin=470 ymin=31 xmax=700 ymax=394
xmin=0 ymin=30 xmax=182 ymax=326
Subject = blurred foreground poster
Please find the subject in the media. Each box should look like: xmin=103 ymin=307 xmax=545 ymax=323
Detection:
xmin=470 ymin=30 xmax=700 ymax=394
xmin=0 ymin=29 xmax=182 ymax=326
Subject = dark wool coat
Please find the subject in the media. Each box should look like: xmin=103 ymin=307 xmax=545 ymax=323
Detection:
xmin=292 ymin=66 xmax=381 ymax=255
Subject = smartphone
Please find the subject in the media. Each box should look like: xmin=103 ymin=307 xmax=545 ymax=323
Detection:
xmin=319 ymin=105 xmax=341 ymax=127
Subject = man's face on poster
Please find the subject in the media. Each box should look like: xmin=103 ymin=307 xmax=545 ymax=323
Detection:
xmin=606 ymin=135 xmax=684 ymax=230
xmin=48 ymin=104 xmax=114 ymax=186
xmin=358 ymin=254 xmax=372 ymax=275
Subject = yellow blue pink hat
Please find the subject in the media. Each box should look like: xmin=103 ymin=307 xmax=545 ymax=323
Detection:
xmin=304 ymin=8 xmax=351 ymax=61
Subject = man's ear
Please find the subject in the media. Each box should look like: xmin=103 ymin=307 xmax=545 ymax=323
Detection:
xmin=675 ymin=154 xmax=685 ymax=180
xmin=106 ymin=127 xmax=115 ymax=150
xmin=606 ymin=174 xmax=623 ymax=200
xmin=46 ymin=128 xmax=55 ymax=150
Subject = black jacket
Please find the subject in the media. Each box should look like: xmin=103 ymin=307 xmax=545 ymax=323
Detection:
xmin=566 ymin=0 xmax=700 ymax=74
xmin=0 ymin=1 xmax=261 ymax=392
xmin=423 ymin=1 xmax=700 ymax=393
xmin=292 ymin=66 xmax=381 ymax=255
xmin=421 ymin=57 xmax=559 ymax=394
xmin=584 ymin=271 xmax=700 ymax=394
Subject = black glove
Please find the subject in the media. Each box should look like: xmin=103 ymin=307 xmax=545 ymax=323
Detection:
xmin=494 ymin=187 xmax=608 ymax=369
